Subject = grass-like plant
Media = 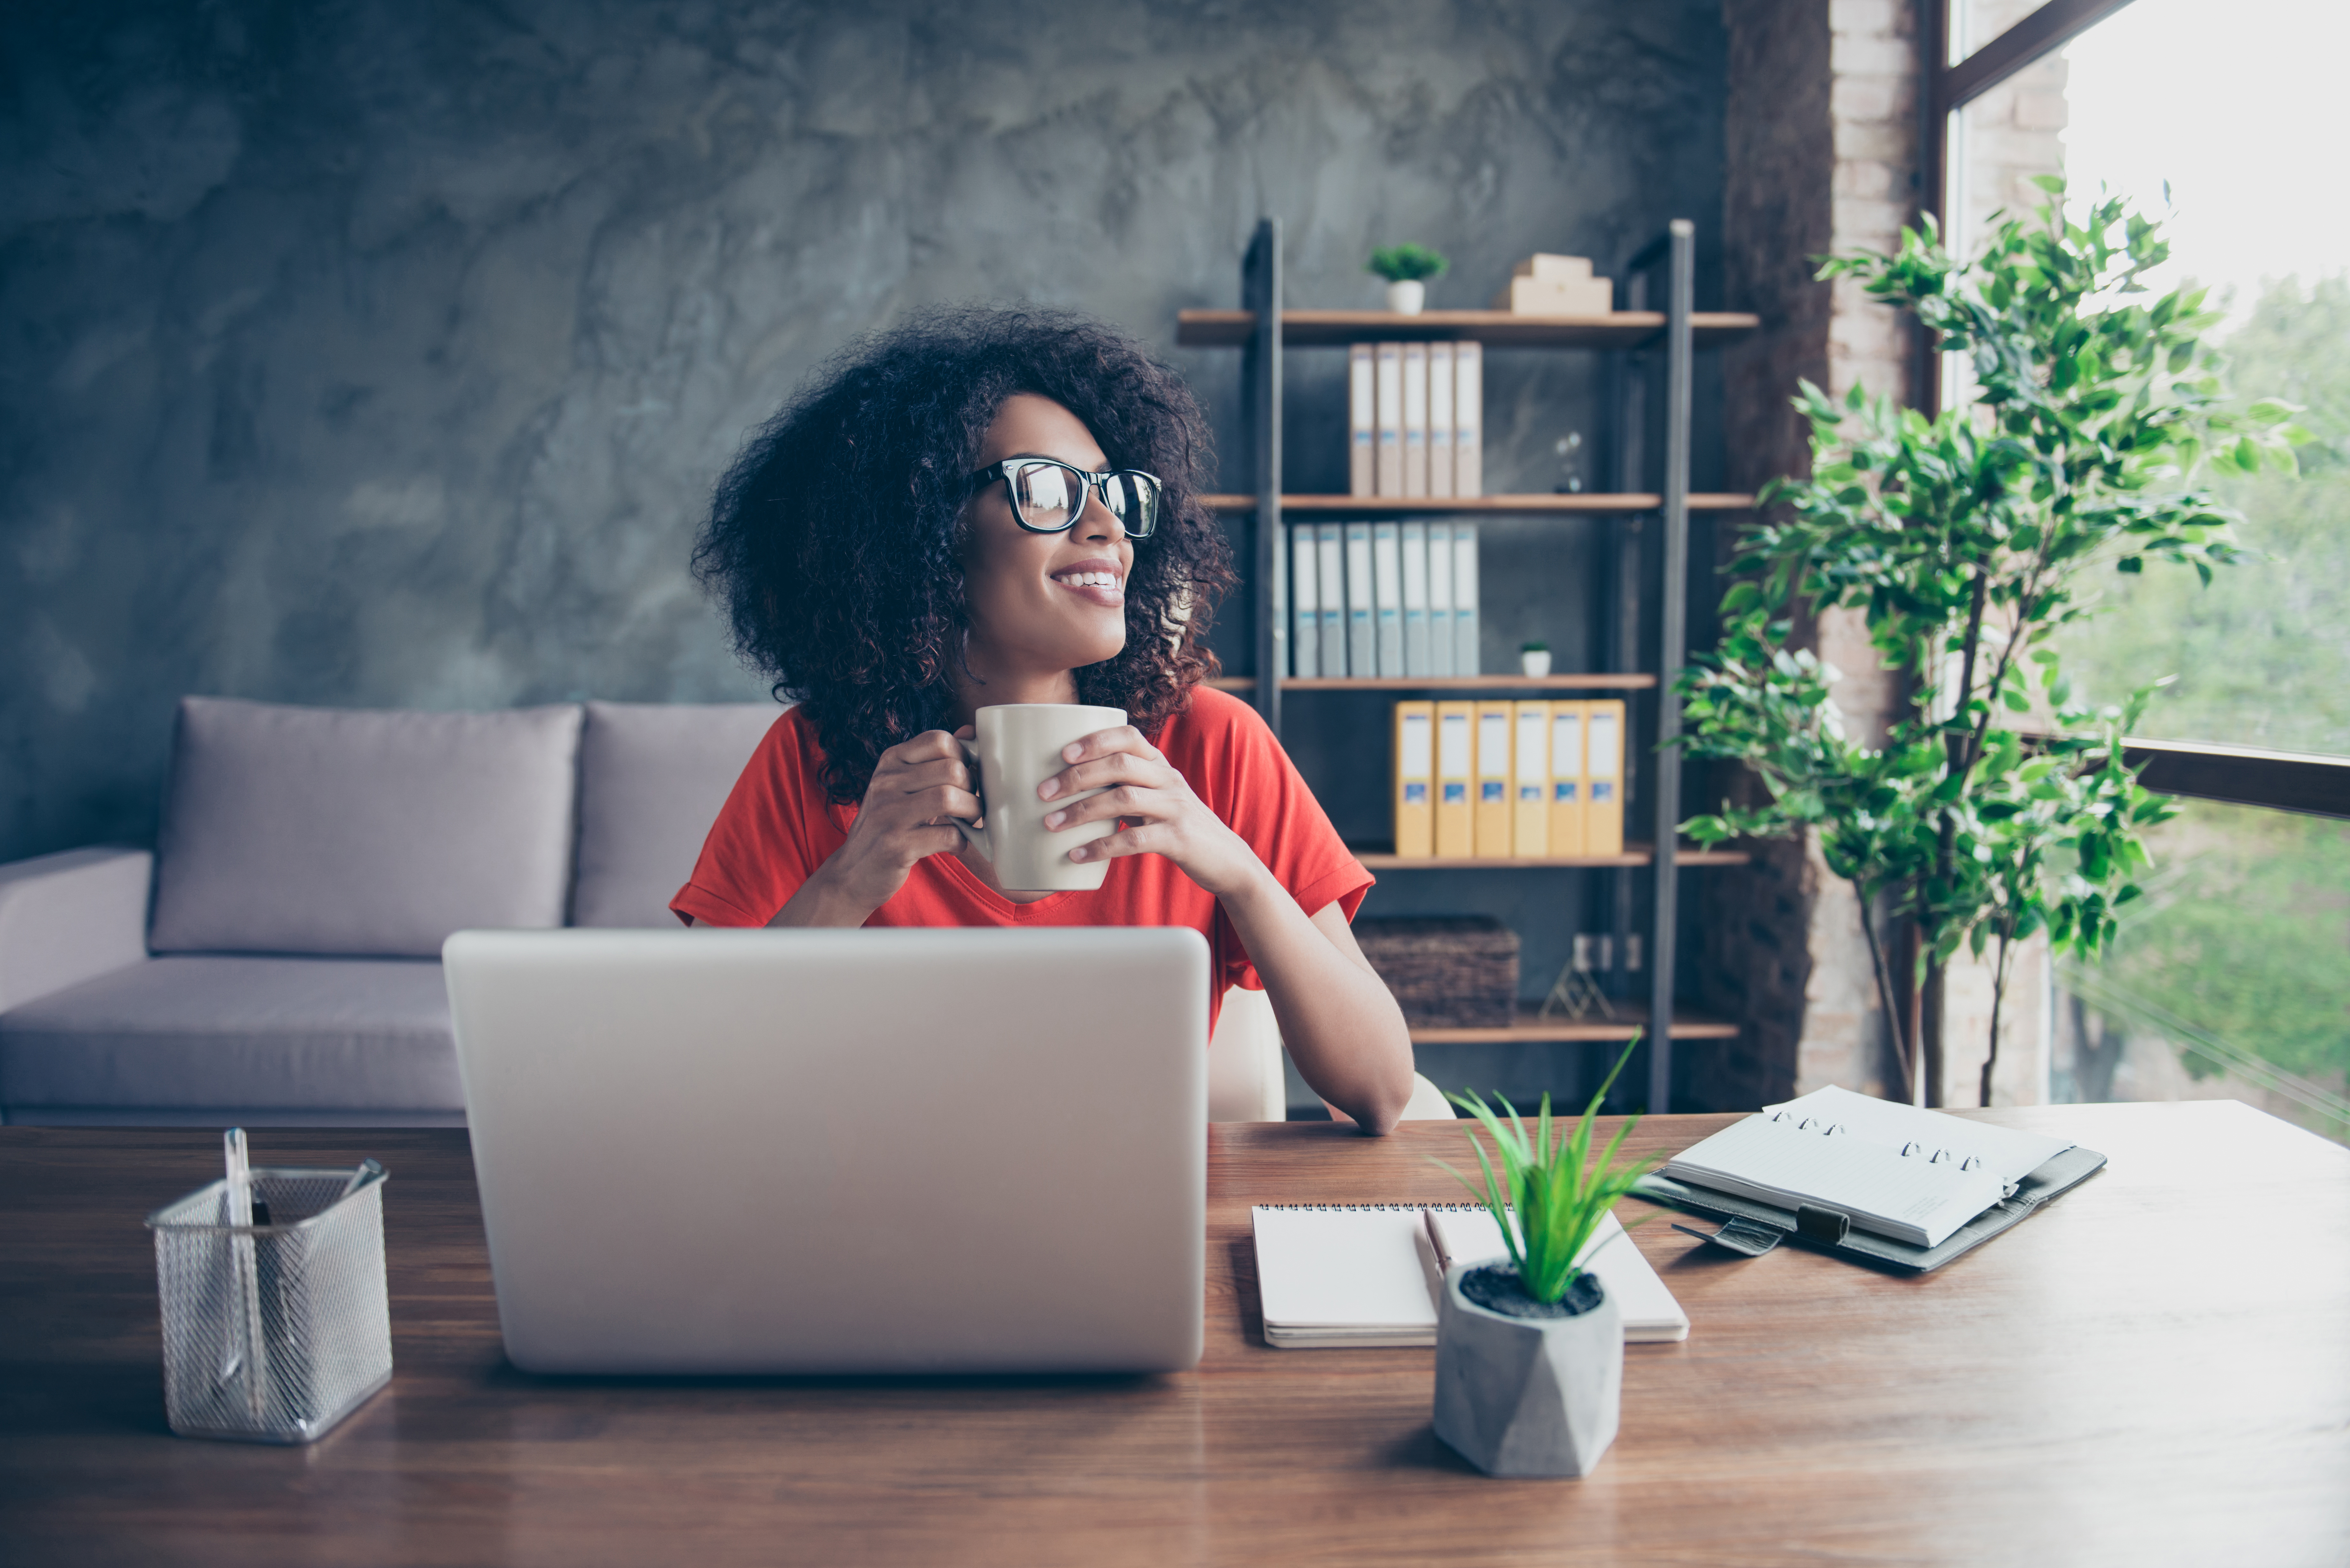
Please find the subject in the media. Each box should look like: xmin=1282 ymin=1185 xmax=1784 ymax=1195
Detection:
xmin=1433 ymin=1036 xmax=1656 ymax=1304
xmin=1368 ymin=243 xmax=1449 ymax=283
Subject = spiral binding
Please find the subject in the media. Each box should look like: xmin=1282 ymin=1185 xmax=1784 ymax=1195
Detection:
xmin=1259 ymin=1213 xmax=1513 ymax=1222
xmin=1252 ymin=1202 xmax=1512 ymax=1212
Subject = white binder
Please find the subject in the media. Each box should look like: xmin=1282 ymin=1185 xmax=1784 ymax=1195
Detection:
xmin=1348 ymin=344 xmax=1375 ymax=498
xmin=1426 ymin=520 xmax=1454 ymax=677
xmin=1374 ymin=345 xmax=1403 ymax=496
xmin=1452 ymin=521 xmax=1480 ymax=675
xmin=1402 ymin=343 xmax=1429 ymax=498
xmin=1372 ymin=522 xmax=1403 ymax=677
xmin=1400 ymin=522 xmax=1431 ymax=678
xmin=1316 ymin=524 xmax=1346 ymax=677
xmin=1290 ymin=524 xmax=1320 ymax=678
xmin=1454 ymin=341 xmax=1483 ymax=498
xmin=1428 ymin=343 xmax=1456 ymax=499
xmin=1345 ymin=522 xmax=1376 ymax=678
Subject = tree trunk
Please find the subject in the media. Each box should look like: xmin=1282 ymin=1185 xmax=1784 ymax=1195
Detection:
xmin=1918 ymin=954 xmax=1946 ymax=1108
xmin=1981 ymin=930 xmax=2013 ymax=1109
xmin=2070 ymin=991 xmax=2126 ymax=1103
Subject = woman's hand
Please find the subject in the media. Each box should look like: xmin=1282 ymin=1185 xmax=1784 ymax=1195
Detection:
xmin=1036 ymin=726 xmax=1261 ymax=896
xmin=770 ymin=728 xmax=977 ymax=926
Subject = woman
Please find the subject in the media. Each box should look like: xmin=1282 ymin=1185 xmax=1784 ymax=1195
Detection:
xmin=672 ymin=306 xmax=1414 ymax=1132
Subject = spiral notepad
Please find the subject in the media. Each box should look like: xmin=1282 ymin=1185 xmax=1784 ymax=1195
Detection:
xmin=1250 ymin=1202 xmax=1688 ymax=1349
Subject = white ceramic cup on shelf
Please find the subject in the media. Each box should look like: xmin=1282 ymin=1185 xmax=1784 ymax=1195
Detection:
xmin=953 ymin=703 xmax=1129 ymax=892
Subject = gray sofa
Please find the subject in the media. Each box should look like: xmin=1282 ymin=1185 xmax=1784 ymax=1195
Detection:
xmin=0 ymin=696 xmax=778 ymax=1126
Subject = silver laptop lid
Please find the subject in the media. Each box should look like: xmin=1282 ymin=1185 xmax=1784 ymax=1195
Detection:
xmin=443 ymin=926 xmax=1208 ymax=1375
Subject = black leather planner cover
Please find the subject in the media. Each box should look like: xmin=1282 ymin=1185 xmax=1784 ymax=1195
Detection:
xmin=1632 ymin=1145 xmax=2109 ymax=1274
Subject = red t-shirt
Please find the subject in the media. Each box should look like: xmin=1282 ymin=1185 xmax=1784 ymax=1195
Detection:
xmin=671 ymin=686 xmax=1373 ymax=1034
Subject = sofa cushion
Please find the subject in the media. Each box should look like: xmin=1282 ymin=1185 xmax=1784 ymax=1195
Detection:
xmin=149 ymin=697 xmax=584 ymax=958
xmin=572 ymin=700 xmax=782 ymax=928
xmin=0 ymin=956 xmax=459 ymax=1113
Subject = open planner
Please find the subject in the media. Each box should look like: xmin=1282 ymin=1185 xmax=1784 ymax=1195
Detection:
xmin=1635 ymin=1085 xmax=2109 ymax=1272
xmin=1251 ymin=1203 xmax=1689 ymax=1349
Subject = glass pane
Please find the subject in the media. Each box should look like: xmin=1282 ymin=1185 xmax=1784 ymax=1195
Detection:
xmin=1950 ymin=0 xmax=2056 ymax=70
xmin=1937 ymin=46 xmax=2069 ymax=412
xmin=2054 ymin=800 xmax=2350 ymax=1145
xmin=2052 ymin=0 xmax=2350 ymax=754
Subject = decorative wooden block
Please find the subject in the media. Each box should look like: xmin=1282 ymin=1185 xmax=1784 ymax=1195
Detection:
xmin=1354 ymin=916 xmax=1520 ymax=1029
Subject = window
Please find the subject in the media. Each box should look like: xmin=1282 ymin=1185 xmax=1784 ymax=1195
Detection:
xmin=1927 ymin=0 xmax=2350 ymax=1142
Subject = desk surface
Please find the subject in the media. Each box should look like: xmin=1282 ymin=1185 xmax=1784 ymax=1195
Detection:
xmin=2 ymin=1104 xmax=2345 ymax=1567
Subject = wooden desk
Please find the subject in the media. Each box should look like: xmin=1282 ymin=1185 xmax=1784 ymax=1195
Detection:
xmin=2 ymin=1104 xmax=2344 ymax=1566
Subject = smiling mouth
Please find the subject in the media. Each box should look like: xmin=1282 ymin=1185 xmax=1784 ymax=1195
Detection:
xmin=1050 ymin=568 xmax=1125 ymax=604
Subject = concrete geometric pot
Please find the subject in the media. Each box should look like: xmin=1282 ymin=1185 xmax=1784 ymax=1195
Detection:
xmin=1432 ymin=1263 xmax=1622 ymax=1478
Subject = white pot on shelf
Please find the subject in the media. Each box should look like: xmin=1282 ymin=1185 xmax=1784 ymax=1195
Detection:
xmin=1386 ymin=279 xmax=1426 ymax=315
xmin=1521 ymin=649 xmax=1553 ymax=678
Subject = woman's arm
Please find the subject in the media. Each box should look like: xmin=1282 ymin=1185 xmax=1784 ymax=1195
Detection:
xmin=1039 ymin=727 xmax=1416 ymax=1133
xmin=766 ymin=729 xmax=979 ymax=928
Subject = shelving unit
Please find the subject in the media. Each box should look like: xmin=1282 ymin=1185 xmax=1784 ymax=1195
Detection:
xmin=1353 ymin=845 xmax=1751 ymax=870
xmin=1176 ymin=309 xmax=1759 ymax=349
xmin=1202 ymin=493 xmax=1756 ymax=514
xmin=1407 ymin=1004 xmax=1740 ymax=1046
xmin=1206 ymin=674 xmax=1655 ymax=692
xmin=1194 ymin=218 xmax=1753 ymax=1111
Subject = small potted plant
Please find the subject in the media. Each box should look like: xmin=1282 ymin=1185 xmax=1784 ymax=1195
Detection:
xmin=1520 ymin=641 xmax=1552 ymax=678
xmin=1430 ymin=1037 xmax=1655 ymax=1477
xmin=1368 ymin=244 xmax=1448 ymax=314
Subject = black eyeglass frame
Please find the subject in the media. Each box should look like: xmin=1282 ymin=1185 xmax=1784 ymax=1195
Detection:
xmin=965 ymin=458 xmax=1163 ymax=538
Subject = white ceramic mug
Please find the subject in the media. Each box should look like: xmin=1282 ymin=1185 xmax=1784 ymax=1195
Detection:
xmin=953 ymin=704 xmax=1129 ymax=892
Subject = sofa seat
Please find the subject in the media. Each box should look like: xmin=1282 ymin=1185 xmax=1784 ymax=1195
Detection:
xmin=0 ymin=956 xmax=460 ymax=1125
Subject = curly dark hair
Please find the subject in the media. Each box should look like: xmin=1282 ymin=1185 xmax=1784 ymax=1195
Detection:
xmin=692 ymin=304 xmax=1234 ymax=806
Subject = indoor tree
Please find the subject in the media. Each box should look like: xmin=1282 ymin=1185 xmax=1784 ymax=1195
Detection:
xmin=1678 ymin=182 xmax=2305 ymax=1106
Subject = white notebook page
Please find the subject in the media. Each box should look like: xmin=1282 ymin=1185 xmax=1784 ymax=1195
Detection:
xmin=1760 ymin=1084 xmax=2071 ymax=1186
xmin=1252 ymin=1206 xmax=1437 ymax=1332
xmin=1664 ymin=1114 xmax=2007 ymax=1248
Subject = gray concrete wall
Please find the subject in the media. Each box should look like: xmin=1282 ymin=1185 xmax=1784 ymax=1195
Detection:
xmin=1 ymin=0 xmax=1725 ymax=866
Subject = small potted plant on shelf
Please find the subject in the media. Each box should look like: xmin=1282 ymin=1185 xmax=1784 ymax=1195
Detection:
xmin=1430 ymin=1037 xmax=1655 ymax=1478
xmin=1520 ymin=641 xmax=1552 ymax=678
xmin=1368 ymin=244 xmax=1448 ymax=314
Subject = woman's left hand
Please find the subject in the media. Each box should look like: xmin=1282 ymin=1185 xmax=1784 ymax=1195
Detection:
xmin=1036 ymin=726 xmax=1262 ymax=897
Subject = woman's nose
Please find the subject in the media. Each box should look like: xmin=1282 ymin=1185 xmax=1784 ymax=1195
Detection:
xmin=1078 ymin=489 xmax=1126 ymax=542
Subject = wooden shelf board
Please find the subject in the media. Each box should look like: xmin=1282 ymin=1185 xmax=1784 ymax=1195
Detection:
xmin=1176 ymin=308 xmax=1760 ymax=349
xmin=1352 ymin=843 xmax=1753 ymax=869
xmin=1409 ymin=1003 xmax=1739 ymax=1044
xmin=1202 ymin=492 xmax=1753 ymax=514
xmin=1208 ymin=674 xmax=1656 ymax=692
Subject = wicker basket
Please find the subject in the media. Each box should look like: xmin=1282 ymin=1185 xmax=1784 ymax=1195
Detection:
xmin=1354 ymin=916 xmax=1520 ymax=1029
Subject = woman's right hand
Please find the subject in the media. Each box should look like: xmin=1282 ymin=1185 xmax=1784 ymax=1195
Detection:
xmin=772 ymin=728 xmax=978 ymax=926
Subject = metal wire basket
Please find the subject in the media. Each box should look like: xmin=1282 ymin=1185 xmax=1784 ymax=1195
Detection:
xmin=145 ymin=1161 xmax=392 ymax=1443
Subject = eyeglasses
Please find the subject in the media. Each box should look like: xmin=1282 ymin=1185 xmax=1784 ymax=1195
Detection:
xmin=967 ymin=458 xmax=1162 ymax=538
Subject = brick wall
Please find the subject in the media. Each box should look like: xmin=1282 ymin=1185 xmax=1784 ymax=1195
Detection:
xmin=1705 ymin=0 xmax=1920 ymax=1108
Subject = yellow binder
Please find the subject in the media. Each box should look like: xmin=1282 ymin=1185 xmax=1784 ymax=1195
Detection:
xmin=1435 ymin=701 xmax=1475 ymax=858
xmin=1586 ymin=698 xmax=1625 ymax=856
xmin=1474 ymin=699 xmax=1514 ymax=858
xmin=1547 ymin=701 xmax=1587 ymax=857
xmin=1512 ymin=701 xmax=1550 ymax=857
xmin=1392 ymin=701 xmax=1435 ymax=859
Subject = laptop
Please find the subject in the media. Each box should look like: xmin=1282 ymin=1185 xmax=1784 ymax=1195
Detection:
xmin=442 ymin=925 xmax=1208 ymax=1375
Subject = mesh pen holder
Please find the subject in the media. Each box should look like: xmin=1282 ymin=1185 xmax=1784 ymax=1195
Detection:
xmin=145 ymin=1161 xmax=392 ymax=1443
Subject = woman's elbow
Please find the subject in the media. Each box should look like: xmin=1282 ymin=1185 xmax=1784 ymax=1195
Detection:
xmin=1345 ymin=1063 xmax=1418 ymax=1136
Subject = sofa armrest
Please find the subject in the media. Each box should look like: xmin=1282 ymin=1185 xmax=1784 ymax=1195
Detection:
xmin=0 ymin=847 xmax=153 ymax=1013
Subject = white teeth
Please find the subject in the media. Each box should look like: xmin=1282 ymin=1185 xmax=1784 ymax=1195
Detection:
xmin=1057 ymin=571 xmax=1120 ymax=588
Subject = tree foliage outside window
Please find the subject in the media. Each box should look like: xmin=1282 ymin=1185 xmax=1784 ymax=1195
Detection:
xmin=2055 ymin=273 xmax=2350 ymax=1140
xmin=1677 ymin=184 xmax=2305 ymax=1106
